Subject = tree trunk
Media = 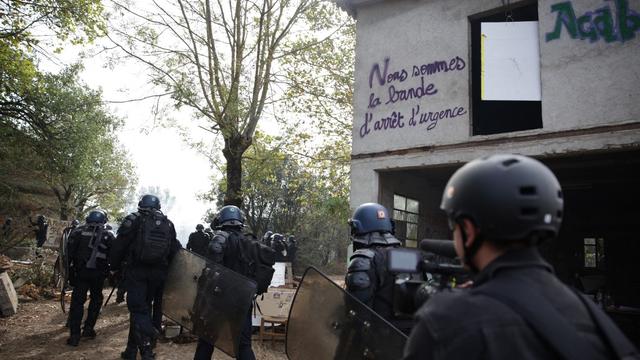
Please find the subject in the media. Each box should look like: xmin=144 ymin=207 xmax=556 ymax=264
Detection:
xmin=222 ymin=134 xmax=252 ymax=207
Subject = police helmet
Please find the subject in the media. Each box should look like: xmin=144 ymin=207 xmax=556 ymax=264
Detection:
xmin=85 ymin=210 xmax=108 ymax=224
xmin=215 ymin=205 xmax=244 ymax=227
xmin=196 ymin=224 xmax=204 ymax=231
xmin=138 ymin=194 xmax=161 ymax=210
xmin=263 ymin=230 xmax=273 ymax=241
xmin=441 ymin=154 xmax=563 ymax=243
xmin=349 ymin=203 xmax=394 ymax=236
xmin=271 ymin=233 xmax=285 ymax=251
xmin=71 ymin=219 xmax=80 ymax=227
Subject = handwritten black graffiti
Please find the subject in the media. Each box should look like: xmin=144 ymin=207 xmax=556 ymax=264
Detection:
xmin=359 ymin=105 xmax=467 ymax=138
xmin=385 ymin=76 xmax=438 ymax=105
xmin=546 ymin=0 xmax=640 ymax=43
xmin=368 ymin=56 xmax=466 ymax=89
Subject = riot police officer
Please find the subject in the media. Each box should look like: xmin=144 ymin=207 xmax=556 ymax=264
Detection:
xmin=187 ymin=224 xmax=209 ymax=256
xmin=29 ymin=214 xmax=48 ymax=247
xmin=110 ymin=195 xmax=181 ymax=360
xmin=66 ymin=210 xmax=114 ymax=346
xmin=345 ymin=203 xmax=416 ymax=333
xmin=194 ymin=205 xmax=255 ymax=360
xmin=262 ymin=230 xmax=273 ymax=247
xmin=271 ymin=233 xmax=287 ymax=262
xmin=404 ymin=154 xmax=638 ymax=359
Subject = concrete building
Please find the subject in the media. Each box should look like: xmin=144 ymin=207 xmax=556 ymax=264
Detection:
xmin=340 ymin=0 xmax=640 ymax=342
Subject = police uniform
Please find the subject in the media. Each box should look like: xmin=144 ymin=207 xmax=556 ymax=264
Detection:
xmin=194 ymin=206 xmax=256 ymax=360
xmin=111 ymin=205 xmax=181 ymax=360
xmin=187 ymin=229 xmax=210 ymax=257
xmin=67 ymin=221 xmax=114 ymax=344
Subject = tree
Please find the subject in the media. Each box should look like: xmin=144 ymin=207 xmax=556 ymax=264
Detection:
xmin=203 ymin=132 xmax=350 ymax=273
xmin=0 ymin=0 xmax=106 ymax=131
xmin=109 ymin=0 xmax=318 ymax=207
xmin=0 ymin=66 xmax=137 ymax=221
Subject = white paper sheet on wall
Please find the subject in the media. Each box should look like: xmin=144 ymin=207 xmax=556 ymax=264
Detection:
xmin=481 ymin=21 xmax=541 ymax=101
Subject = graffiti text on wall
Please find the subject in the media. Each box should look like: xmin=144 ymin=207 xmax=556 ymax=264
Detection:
xmin=546 ymin=0 xmax=640 ymax=43
xmin=360 ymin=56 xmax=467 ymax=138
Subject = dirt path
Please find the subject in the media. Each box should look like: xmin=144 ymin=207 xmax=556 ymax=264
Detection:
xmin=0 ymin=293 xmax=287 ymax=360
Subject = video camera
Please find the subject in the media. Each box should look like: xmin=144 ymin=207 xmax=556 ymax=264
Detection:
xmin=387 ymin=239 xmax=468 ymax=317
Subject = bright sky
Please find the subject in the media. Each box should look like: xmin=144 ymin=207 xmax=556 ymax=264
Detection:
xmin=44 ymin=44 xmax=219 ymax=243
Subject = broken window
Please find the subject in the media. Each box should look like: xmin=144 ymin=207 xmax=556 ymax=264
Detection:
xmin=393 ymin=194 xmax=420 ymax=248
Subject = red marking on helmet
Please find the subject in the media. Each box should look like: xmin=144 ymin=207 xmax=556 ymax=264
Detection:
xmin=377 ymin=210 xmax=386 ymax=219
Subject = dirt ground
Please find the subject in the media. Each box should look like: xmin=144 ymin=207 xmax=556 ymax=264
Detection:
xmin=0 ymin=291 xmax=287 ymax=360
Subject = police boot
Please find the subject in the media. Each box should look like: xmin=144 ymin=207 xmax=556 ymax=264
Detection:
xmin=120 ymin=347 xmax=137 ymax=360
xmin=66 ymin=334 xmax=80 ymax=347
xmin=140 ymin=346 xmax=155 ymax=360
xmin=81 ymin=327 xmax=97 ymax=339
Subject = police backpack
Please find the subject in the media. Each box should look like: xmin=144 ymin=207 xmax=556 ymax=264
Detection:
xmin=135 ymin=211 xmax=172 ymax=265
xmin=241 ymin=238 xmax=276 ymax=295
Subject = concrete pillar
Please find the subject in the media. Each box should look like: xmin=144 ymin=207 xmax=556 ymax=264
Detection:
xmin=0 ymin=272 xmax=18 ymax=316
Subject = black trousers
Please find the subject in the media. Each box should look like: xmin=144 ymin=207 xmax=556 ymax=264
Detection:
xmin=68 ymin=270 xmax=105 ymax=336
xmin=126 ymin=266 xmax=166 ymax=349
xmin=125 ymin=277 xmax=165 ymax=350
xmin=193 ymin=309 xmax=255 ymax=360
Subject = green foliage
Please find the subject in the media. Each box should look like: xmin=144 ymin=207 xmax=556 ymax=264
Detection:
xmin=203 ymin=132 xmax=351 ymax=274
xmin=12 ymin=248 xmax=57 ymax=289
xmin=0 ymin=66 xmax=137 ymax=221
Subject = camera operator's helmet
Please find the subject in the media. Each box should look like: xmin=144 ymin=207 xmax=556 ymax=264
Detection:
xmin=138 ymin=194 xmax=161 ymax=210
xmin=196 ymin=224 xmax=204 ymax=231
xmin=215 ymin=205 xmax=245 ymax=227
xmin=349 ymin=203 xmax=400 ymax=246
xmin=85 ymin=210 xmax=108 ymax=224
xmin=441 ymin=154 xmax=563 ymax=243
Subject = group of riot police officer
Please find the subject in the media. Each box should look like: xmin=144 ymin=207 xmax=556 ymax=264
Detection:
xmin=61 ymin=153 xmax=638 ymax=359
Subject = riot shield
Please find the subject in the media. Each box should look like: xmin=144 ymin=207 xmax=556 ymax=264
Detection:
xmin=163 ymin=249 xmax=257 ymax=358
xmin=286 ymin=267 xmax=408 ymax=360
xmin=57 ymin=228 xmax=71 ymax=313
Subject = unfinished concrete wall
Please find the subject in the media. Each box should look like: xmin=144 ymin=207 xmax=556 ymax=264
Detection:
xmin=351 ymin=0 xmax=640 ymax=155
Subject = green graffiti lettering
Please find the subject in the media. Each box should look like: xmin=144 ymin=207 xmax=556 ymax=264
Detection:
xmin=577 ymin=13 xmax=598 ymax=41
xmin=546 ymin=2 xmax=578 ymax=42
xmin=616 ymin=0 xmax=640 ymax=41
xmin=593 ymin=7 xmax=617 ymax=42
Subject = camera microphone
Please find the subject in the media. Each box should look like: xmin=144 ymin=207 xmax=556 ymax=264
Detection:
xmin=419 ymin=239 xmax=457 ymax=259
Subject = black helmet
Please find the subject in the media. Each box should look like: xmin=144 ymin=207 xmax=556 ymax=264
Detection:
xmin=86 ymin=210 xmax=108 ymax=224
xmin=215 ymin=205 xmax=244 ymax=227
xmin=349 ymin=203 xmax=400 ymax=247
xmin=204 ymin=227 xmax=213 ymax=234
xmin=71 ymin=219 xmax=80 ymax=227
xmin=196 ymin=224 xmax=204 ymax=231
xmin=138 ymin=194 xmax=161 ymax=210
xmin=441 ymin=154 xmax=563 ymax=243
xmin=263 ymin=231 xmax=273 ymax=241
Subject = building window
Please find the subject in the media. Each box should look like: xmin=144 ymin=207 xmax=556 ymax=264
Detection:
xmin=393 ymin=194 xmax=420 ymax=248
xmin=470 ymin=1 xmax=542 ymax=135
xmin=584 ymin=237 xmax=605 ymax=269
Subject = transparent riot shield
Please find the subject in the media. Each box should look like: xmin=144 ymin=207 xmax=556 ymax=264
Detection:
xmin=163 ymin=249 xmax=257 ymax=357
xmin=57 ymin=228 xmax=71 ymax=313
xmin=286 ymin=267 xmax=408 ymax=360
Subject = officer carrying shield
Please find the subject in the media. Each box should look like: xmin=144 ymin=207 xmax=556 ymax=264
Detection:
xmin=66 ymin=210 xmax=114 ymax=346
xmin=404 ymin=154 xmax=639 ymax=359
xmin=111 ymin=194 xmax=182 ymax=360
xmin=194 ymin=205 xmax=256 ymax=360
xmin=346 ymin=203 xmax=416 ymax=333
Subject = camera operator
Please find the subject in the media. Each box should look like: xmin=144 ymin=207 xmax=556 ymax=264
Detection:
xmin=404 ymin=154 xmax=638 ymax=360
xmin=346 ymin=202 xmax=416 ymax=334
